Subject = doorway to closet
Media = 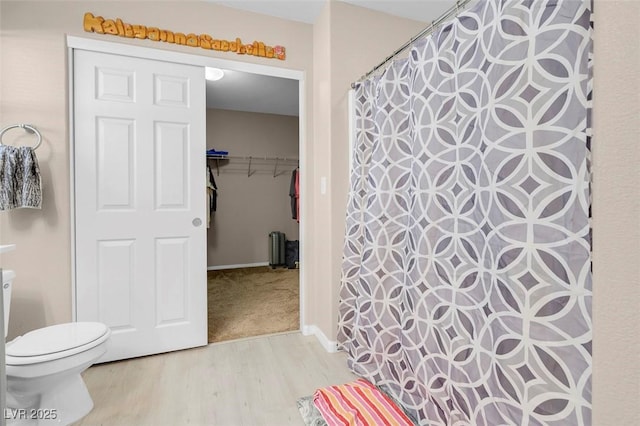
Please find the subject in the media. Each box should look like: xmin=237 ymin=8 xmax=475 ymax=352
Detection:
xmin=204 ymin=70 xmax=300 ymax=343
xmin=69 ymin=36 xmax=306 ymax=362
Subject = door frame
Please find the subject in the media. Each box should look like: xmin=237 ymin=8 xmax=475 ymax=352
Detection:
xmin=67 ymin=35 xmax=307 ymax=337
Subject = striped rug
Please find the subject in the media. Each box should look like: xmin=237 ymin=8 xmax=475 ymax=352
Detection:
xmin=313 ymin=378 xmax=413 ymax=425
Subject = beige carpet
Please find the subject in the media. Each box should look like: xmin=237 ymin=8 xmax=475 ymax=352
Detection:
xmin=207 ymin=266 xmax=300 ymax=343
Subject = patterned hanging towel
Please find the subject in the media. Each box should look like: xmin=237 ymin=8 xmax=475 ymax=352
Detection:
xmin=0 ymin=145 xmax=42 ymax=210
xmin=313 ymin=378 xmax=414 ymax=426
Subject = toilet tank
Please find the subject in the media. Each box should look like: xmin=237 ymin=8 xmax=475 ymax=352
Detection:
xmin=2 ymin=270 xmax=14 ymax=338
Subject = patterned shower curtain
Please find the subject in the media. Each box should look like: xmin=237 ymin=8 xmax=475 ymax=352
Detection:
xmin=338 ymin=1 xmax=592 ymax=424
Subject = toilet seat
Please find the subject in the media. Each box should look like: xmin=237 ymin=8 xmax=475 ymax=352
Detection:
xmin=6 ymin=322 xmax=110 ymax=365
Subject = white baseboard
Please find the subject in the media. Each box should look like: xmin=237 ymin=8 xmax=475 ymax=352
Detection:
xmin=207 ymin=262 xmax=270 ymax=271
xmin=302 ymin=325 xmax=338 ymax=353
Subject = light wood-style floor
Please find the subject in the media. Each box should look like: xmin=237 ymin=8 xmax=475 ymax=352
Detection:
xmin=74 ymin=332 xmax=356 ymax=426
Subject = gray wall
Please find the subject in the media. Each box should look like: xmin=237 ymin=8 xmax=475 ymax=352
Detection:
xmin=206 ymin=109 xmax=299 ymax=268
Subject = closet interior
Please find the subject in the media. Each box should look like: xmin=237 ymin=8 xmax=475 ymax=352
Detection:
xmin=205 ymin=69 xmax=300 ymax=343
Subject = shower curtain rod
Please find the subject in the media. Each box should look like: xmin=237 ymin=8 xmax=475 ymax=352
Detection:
xmin=351 ymin=0 xmax=474 ymax=88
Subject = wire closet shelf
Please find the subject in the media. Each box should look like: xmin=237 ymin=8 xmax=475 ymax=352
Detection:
xmin=207 ymin=154 xmax=298 ymax=178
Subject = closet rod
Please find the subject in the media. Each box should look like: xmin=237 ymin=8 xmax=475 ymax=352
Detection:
xmin=351 ymin=0 xmax=474 ymax=88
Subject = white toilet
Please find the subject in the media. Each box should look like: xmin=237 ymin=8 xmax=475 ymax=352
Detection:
xmin=3 ymin=270 xmax=111 ymax=425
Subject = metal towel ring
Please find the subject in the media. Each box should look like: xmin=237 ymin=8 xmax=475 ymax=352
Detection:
xmin=0 ymin=124 xmax=42 ymax=150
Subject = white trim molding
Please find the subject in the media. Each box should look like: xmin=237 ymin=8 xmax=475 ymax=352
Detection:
xmin=302 ymin=325 xmax=338 ymax=353
xmin=66 ymin=36 xmax=302 ymax=80
xmin=207 ymin=262 xmax=270 ymax=271
xmin=67 ymin=35 xmax=308 ymax=341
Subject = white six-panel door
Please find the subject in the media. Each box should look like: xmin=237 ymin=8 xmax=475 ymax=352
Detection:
xmin=73 ymin=49 xmax=207 ymax=362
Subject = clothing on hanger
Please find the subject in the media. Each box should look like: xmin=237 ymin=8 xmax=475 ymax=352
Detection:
xmin=207 ymin=165 xmax=218 ymax=227
xmin=289 ymin=167 xmax=299 ymax=223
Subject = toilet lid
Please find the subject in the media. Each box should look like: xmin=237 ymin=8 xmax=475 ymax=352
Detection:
xmin=6 ymin=322 xmax=109 ymax=357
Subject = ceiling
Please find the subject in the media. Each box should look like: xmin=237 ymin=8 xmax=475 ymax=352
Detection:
xmin=206 ymin=70 xmax=299 ymax=116
xmin=209 ymin=0 xmax=456 ymax=25
xmin=206 ymin=0 xmax=457 ymax=116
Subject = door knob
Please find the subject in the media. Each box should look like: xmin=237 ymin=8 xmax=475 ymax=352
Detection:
xmin=192 ymin=218 xmax=202 ymax=227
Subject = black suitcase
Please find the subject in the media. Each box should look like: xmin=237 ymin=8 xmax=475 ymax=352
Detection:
xmin=285 ymin=240 xmax=299 ymax=269
xmin=269 ymin=231 xmax=286 ymax=268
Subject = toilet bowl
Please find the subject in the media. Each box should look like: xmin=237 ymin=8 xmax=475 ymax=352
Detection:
xmin=3 ymin=270 xmax=111 ymax=425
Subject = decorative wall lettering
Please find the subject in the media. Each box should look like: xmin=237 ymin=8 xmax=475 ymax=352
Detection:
xmin=83 ymin=12 xmax=286 ymax=60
